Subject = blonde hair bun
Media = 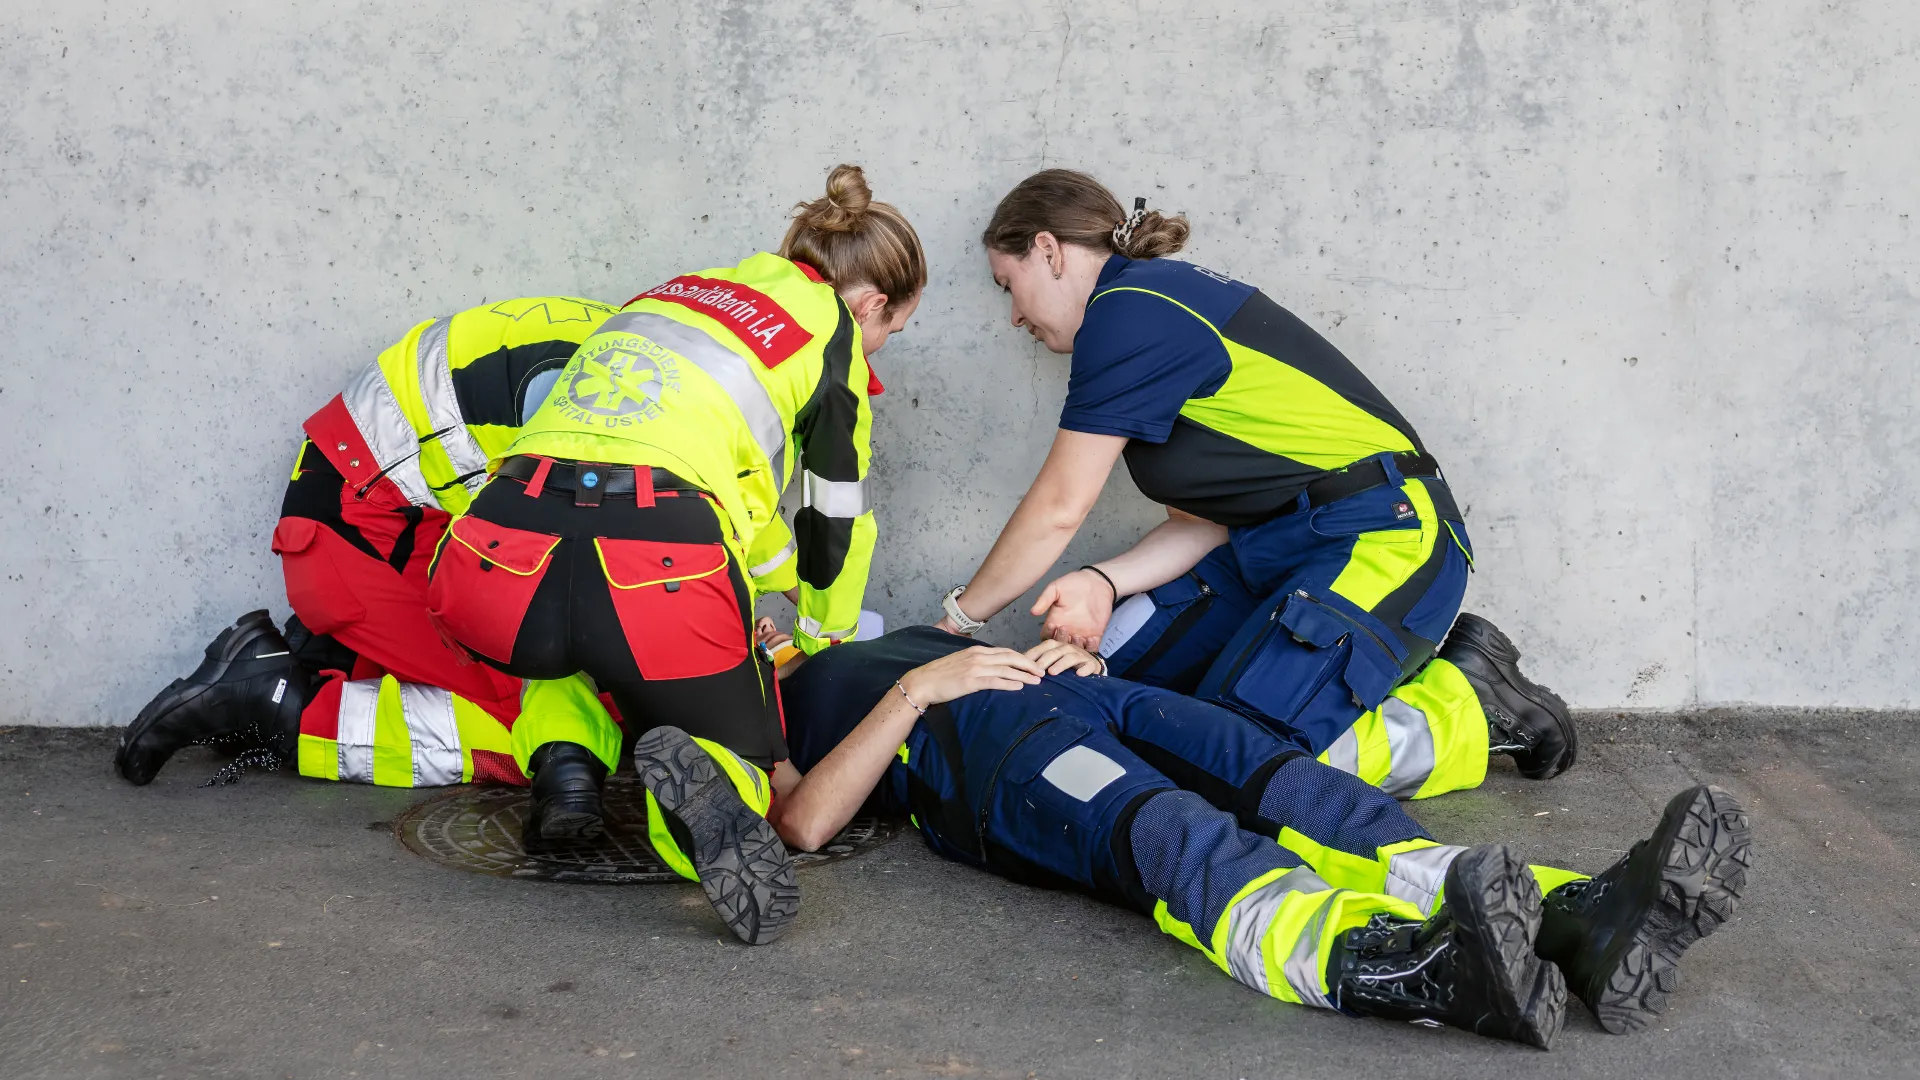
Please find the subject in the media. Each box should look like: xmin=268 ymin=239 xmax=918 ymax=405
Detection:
xmin=793 ymin=164 xmax=873 ymax=234
xmin=779 ymin=164 xmax=927 ymax=310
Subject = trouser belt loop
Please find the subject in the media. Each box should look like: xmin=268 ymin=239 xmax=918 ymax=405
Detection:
xmin=633 ymin=465 xmax=656 ymax=509
xmin=1378 ymin=450 xmax=1407 ymax=488
xmin=574 ymin=462 xmax=608 ymax=508
xmin=522 ymin=456 xmax=553 ymax=499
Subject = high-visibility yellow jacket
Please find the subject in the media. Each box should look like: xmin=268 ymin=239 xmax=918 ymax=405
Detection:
xmin=509 ymin=253 xmax=876 ymax=654
xmin=306 ymin=296 xmax=620 ymax=516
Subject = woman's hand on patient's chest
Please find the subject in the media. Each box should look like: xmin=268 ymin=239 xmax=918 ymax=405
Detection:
xmin=1031 ymin=568 xmax=1114 ymax=651
xmin=899 ymin=647 xmax=1045 ymax=707
xmin=1024 ymin=638 xmax=1105 ymax=677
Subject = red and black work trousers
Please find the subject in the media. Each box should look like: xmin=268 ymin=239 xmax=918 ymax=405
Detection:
xmin=427 ymin=458 xmax=787 ymax=769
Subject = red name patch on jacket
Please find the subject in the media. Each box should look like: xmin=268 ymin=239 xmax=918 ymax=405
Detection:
xmin=636 ymin=275 xmax=815 ymax=369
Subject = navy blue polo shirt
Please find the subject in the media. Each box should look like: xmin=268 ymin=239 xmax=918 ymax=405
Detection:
xmin=1057 ymin=255 xmax=1425 ymax=525
xmin=1057 ymin=256 xmax=1253 ymax=442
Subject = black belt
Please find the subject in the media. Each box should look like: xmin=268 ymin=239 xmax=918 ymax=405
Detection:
xmin=497 ymin=455 xmax=706 ymax=498
xmin=1283 ymin=452 xmax=1459 ymax=520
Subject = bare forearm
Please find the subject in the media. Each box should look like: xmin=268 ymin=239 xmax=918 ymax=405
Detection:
xmin=770 ymin=689 xmax=920 ymax=852
xmin=960 ymin=495 xmax=1083 ymax=620
xmin=955 ymin=430 xmax=1127 ymax=623
xmin=1094 ymin=512 xmax=1227 ymax=597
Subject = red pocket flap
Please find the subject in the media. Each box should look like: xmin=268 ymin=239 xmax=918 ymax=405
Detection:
xmin=271 ymin=516 xmax=320 ymax=555
xmin=447 ymin=516 xmax=560 ymax=576
xmin=595 ymin=538 xmax=729 ymax=590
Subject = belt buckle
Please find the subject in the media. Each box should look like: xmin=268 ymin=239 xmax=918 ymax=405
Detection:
xmin=574 ymin=462 xmax=608 ymax=507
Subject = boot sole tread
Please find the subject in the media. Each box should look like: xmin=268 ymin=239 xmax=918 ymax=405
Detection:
xmin=1451 ymin=844 xmax=1568 ymax=1049
xmin=1591 ymin=785 xmax=1751 ymax=1034
xmin=635 ymin=727 xmax=798 ymax=946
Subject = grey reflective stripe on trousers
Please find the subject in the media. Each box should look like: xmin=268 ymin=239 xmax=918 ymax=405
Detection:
xmin=1384 ymin=844 xmax=1466 ymax=914
xmin=398 ymin=682 xmax=465 ymax=787
xmin=413 ymin=317 xmax=491 ymax=497
xmin=340 ymin=360 xmax=434 ymax=507
xmin=1322 ymin=725 xmax=1361 ymax=777
xmin=1223 ymin=866 xmax=1331 ymax=999
xmin=1282 ymin=889 xmax=1345 ymax=1009
xmin=1379 ymin=697 xmax=1437 ymax=798
xmin=599 ymin=311 xmax=789 ymax=481
xmin=802 ymin=470 xmax=868 ymax=518
xmin=748 ymin=538 xmax=796 ymax=578
xmin=335 ymin=680 xmax=379 ymax=783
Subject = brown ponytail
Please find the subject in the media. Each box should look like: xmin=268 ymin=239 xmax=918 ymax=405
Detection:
xmin=981 ymin=169 xmax=1189 ymax=260
xmin=780 ymin=164 xmax=927 ymax=312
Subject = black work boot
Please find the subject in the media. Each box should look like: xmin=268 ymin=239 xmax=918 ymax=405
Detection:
xmin=1438 ymin=613 xmax=1577 ymax=779
xmin=634 ymin=725 xmax=798 ymax=946
xmin=1536 ymin=784 xmax=1751 ymax=1034
xmin=116 ymin=610 xmax=310 ymax=786
xmin=282 ymin=614 xmax=358 ymax=675
xmin=1330 ymin=843 xmax=1567 ymax=1049
xmin=525 ymin=742 xmax=609 ymax=842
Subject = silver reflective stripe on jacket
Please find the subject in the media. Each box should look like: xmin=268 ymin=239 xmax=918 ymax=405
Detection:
xmin=340 ymin=360 xmax=434 ymax=507
xmin=414 ymin=317 xmax=490 ymax=496
xmin=1223 ymin=866 xmax=1331 ymax=999
xmin=749 ymin=538 xmax=796 ymax=579
xmin=1384 ymin=844 xmax=1466 ymax=914
xmin=796 ymin=615 xmax=857 ymax=641
xmin=599 ymin=311 xmax=789 ymax=481
xmin=1378 ymin=697 xmax=1437 ymax=798
xmin=802 ymin=471 xmax=868 ymax=518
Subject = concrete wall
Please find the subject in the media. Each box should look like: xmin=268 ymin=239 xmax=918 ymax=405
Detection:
xmin=3 ymin=0 xmax=1916 ymax=726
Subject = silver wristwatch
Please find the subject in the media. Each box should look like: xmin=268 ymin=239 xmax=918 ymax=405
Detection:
xmin=940 ymin=585 xmax=987 ymax=635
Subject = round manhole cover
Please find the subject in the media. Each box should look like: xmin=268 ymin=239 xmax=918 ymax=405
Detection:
xmin=395 ymin=777 xmax=903 ymax=883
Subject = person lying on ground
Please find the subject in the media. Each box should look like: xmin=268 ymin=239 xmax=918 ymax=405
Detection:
xmin=627 ymin=626 xmax=1749 ymax=1048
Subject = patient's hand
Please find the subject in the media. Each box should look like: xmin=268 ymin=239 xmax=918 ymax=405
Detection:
xmin=1024 ymin=638 xmax=1105 ymax=677
xmin=1031 ymin=568 xmax=1114 ymax=651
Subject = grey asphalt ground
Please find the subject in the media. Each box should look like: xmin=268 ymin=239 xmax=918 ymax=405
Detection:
xmin=3 ymin=711 xmax=1916 ymax=1080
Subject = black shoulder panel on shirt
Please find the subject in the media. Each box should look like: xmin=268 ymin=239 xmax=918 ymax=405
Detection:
xmin=1123 ymin=418 xmax=1324 ymax=526
xmin=792 ymin=297 xmax=861 ymax=589
xmin=450 ymin=341 xmax=586 ymax=428
xmin=1219 ymin=292 xmax=1425 ymax=453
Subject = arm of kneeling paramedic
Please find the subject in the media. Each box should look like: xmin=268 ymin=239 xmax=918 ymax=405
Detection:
xmin=767 ymin=646 xmax=1046 ymax=852
xmin=789 ymin=346 xmax=877 ymax=654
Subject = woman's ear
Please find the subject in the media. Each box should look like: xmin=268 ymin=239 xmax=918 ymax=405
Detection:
xmin=1032 ymin=231 xmax=1061 ymax=274
xmin=847 ymin=287 xmax=891 ymax=325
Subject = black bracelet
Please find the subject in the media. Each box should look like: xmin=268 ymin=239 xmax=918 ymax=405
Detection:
xmin=1078 ymin=565 xmax=1119 ymax=604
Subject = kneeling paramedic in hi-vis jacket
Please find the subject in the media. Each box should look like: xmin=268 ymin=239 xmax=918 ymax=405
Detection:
xmin=932 ymin=170 xmax=1578 ymax=801
xmin=723 ymin=626 xmax=1750 ymax=1044
xmin=116 ymin=296 xmax=630 ymax=790
xmin=425 ymin=165 xmax=924 ymax=945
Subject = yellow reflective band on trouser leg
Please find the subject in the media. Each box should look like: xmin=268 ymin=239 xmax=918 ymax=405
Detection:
xmin=1531 ymin=864 xmax=1590 ymax=896
xmin=1316 ymin=658 xmax=1489 ymax=801
xmin=1279 ymin=831 xmax=1480 ymax=918
xmin=642 ymin=735 xmax=775 ymax=884
xmin=295 ymin=676 xmax=468 ymax=787
xmin=507 ymin=677 xmax=621 ymax=776
xmin=1154 ymin=870 xmax=1425 ymax=1009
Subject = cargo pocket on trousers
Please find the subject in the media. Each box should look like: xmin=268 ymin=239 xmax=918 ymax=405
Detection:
xmin=273 ymin=517 xmax=368 ymax=635
xmin=594 ymin=538 xmax=748 ymax=681
xmin=1206 ymin=590 xmax=1407 ymax=728
xmin=425 ymin=515 xmax=560 ymax=664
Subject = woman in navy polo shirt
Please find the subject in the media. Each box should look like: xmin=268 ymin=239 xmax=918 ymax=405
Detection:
xmin=931 ymin=170 xmax=1576 ymax=800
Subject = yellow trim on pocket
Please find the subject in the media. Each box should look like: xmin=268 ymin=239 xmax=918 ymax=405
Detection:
xmin=446 ymin=522 xmax=561 ymax=576
xmin=592 ymin=538 xmax=730 ymax=591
